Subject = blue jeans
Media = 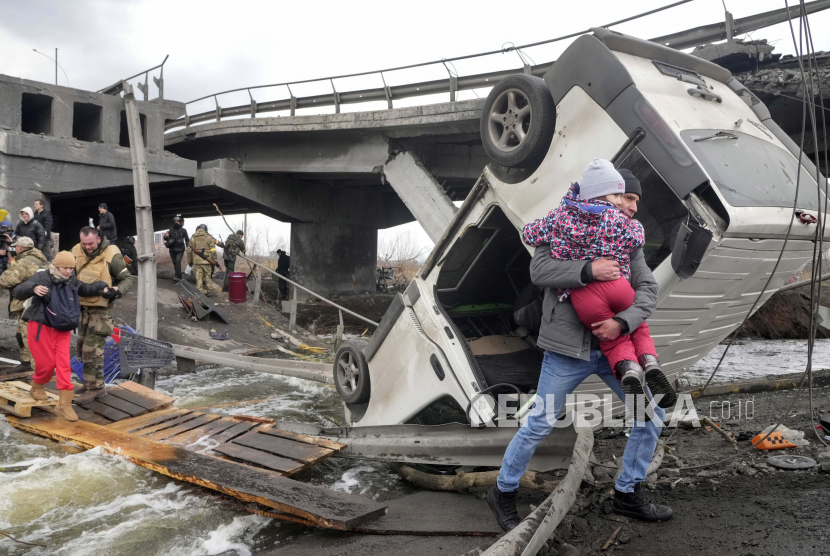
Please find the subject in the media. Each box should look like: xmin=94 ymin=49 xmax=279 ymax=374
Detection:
xmin=496 ymin=349 xmax=665 ymax=494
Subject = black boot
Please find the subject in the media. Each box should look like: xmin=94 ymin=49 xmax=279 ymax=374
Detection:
xmin=1 ymin=362 xmax=32 ymax=375
xmin=639 ymin=354 xmax=677 ymax=408
xmin=617 ymin=360 xmax=652 ymax=422
xmin=486 ymin=485 xmax=521 ymax=531
xmin=612 ymin=483 xmax=673 ymax=521
xmin=73 ymin=385 xmax=107 ymax=404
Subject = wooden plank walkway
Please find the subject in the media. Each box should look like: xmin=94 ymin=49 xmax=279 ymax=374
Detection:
xmin=6 ymin=415 xmax=386 ymax=529
xmin=3 ymin=380 xmax=387 ymax=530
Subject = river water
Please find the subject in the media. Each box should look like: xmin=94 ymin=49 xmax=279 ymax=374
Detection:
xmin=1 ymin=339 xmax=827 ymax=555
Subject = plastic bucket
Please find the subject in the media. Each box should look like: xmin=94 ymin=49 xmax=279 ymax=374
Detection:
xmin=228 ymin=272 xmax=248 ymax=303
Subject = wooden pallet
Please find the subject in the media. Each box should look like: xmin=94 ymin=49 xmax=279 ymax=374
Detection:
xmin=7 ymin=380 xmax=173 ymax=424
xmin=0 ymin=381 xmax=57 ymax=417
xmin=6 ymin=414 xmax=386 ymax=529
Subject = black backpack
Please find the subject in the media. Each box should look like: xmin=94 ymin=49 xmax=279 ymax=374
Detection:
xmin=43 ymin=281 xmax=82 ymax=332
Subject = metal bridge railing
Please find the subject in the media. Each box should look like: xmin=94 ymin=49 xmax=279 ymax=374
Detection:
xmin=159 ymin=0 xmax=699 ymax=132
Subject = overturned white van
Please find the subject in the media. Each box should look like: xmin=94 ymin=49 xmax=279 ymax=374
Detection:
xmin=333 ymin=28 xmax=827 ymax=428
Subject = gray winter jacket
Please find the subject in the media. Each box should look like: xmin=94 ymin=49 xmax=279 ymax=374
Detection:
xmin=532 ymin=245 xmax=657 ymax=361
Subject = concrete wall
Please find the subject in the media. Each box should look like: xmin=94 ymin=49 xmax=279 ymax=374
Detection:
xmin=0 ymin=74 xmax=193 ymax=241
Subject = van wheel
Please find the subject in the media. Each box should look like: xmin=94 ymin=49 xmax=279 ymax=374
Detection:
xmin=334 ymin=341 xmax=371 ymax=404
xmin=480 ymin=75 xmax=556 ymax=168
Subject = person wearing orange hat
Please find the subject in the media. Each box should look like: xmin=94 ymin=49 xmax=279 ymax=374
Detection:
xmin=13 ymin=251 xmax=110 ymax=421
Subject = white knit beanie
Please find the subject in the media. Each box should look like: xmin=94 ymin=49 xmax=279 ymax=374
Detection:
xmin=578 ymin=159 xmax=625 ymax=200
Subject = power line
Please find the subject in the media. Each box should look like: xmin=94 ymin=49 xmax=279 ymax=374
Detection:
xmin=185 ymin=0 xmax=697 ymax=105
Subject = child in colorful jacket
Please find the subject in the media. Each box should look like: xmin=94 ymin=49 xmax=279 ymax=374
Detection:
xmin=522 ymin=159 xmax=676 ymax=410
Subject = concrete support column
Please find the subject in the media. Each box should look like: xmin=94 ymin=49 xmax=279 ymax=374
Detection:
xmin=382 ymin=150 xmax=457 ymax=243
xmin=290 ymin=223 xmax=377 ymax=297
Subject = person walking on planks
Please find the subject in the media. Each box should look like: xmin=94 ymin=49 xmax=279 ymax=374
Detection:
xmin=71 ymin=227 xmax=133 ymax=403
xmin=96 ymin=203 xmax=118 ymax=243
xmin=0 ymin=236 xmax=47 ymax=374
xmin=32 ymin=199 xmax=53 ymax=261
xmin=188 ymin=224 xmax=220 ymax=297
xmin=13 ymin=251 xmax=112 ymax=421
xmin=487 ymin=167 xmax=672 ymax=531
xmin=221 ymin=230 xmax=246 ymax=293
xmin=163 ymin=214 xmax=189 ymax=281
xmin=276 ymin=249 xmax=290 ymax=298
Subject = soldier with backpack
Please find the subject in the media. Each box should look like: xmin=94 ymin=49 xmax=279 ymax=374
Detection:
xmin=221 ymin=230 xmax=245 ymax=293
xmin=13 ymin=251 xmax=111 ymax=421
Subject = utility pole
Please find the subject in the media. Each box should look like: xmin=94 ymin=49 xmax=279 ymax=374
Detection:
xmin=122 ymin=80 xmax=158 ymax=389
xmin=54 ymin=48 xmax=58 ymax=85
xmin=243 ymin=213 xmax=247 ymax=239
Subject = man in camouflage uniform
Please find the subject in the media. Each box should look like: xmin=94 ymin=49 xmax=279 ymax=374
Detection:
xmin=221 ymin=230 xmax=246 ymax=293
xmin=72 ymin=227 xmax=133 ymax=402
xmin=0 ymin=236 xmax=46 ymax=373
xmin=188 ymin=224 xmax=219 ymax=297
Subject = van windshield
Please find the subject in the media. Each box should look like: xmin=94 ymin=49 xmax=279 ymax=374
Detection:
xmin=682 ymin=130 xmax=821 ymax=210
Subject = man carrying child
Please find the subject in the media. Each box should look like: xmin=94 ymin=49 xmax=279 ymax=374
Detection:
xmin=488 ymin=160 xmax=675 ymax=531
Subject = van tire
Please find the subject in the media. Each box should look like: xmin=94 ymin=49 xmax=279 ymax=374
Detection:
xmin=480 ymin=75 xmax=556 ymax=168
xmin=334 ymin=341 xmax=371 ymax=405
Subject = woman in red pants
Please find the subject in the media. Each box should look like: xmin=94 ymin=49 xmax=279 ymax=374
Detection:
xmin=13 ymin=251 xmax=109 ymax=420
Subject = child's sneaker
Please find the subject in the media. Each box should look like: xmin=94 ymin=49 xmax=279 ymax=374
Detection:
xmin=617 ymin=360 xmax=651 ymax=422
xmin=638 ymin=354 xmax=677 ymax=409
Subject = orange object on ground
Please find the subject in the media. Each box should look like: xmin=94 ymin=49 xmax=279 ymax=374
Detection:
xmin=752 ymin=432 xmax=797 ymax=450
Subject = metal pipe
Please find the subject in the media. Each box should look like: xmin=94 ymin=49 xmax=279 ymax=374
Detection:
xmin=776 ymin=272 xmax=830 ymax=293
xmin=172 ymin=344 xmax=332 ymax=384
xmin=236 ymin=254 xmax=379 ymax=327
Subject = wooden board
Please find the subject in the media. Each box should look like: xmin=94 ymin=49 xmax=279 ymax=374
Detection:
xmin=232 ymin=431 xmax=332 ymax=463
xmin=213 ymin=442 xmax=306 ymax=474
xmin=210 ymin=421 xmax=258 ymax=444
xmin=81 ymin=400 xmax=131 ymax=422
xmin=142 ymin=414 xmax=223 ymax=442
xmin=5 ymin=415 xmax=387 ymax=530
xmin=0 ymin=381 xmax=57 ymax=417
xmin=163 ymin=417 xmax=238 ymax=447
xmin=73 ymin=405 xmax=113 ymax=426
xmin=135 ymin=412 xmax=204 ymax=437
xmin=105 ymin=387 xmax=162 ymax=410
xmin=108 ymin=408 xmax=190 ymax=433
xmin=91 ymin=394 xmax=148 ymax=418
xmin=116 ymin=380 xmax=175 ymax=409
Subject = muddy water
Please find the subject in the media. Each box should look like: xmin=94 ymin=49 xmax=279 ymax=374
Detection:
xmin=1 ymin=339 xmax=827 ymax=554
xmin=0 ymin=368 xmax=408 ymax=555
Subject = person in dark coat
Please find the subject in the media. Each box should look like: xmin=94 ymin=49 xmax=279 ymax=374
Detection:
xmin=276 ymin=249 xmax=290 ymax=298
xmin=97 ymin=203 xmax=117 ymax=243
xmin=33 ymin=199 xmax=53 ymax=261
xmin=163 ymin=215 xmax=189 ymax=281
xmin=15 ymin=207 xmax=45 ymax=250
xmin=118 ymin=236 xmax=138 ymax=276
xmin=13 ymin=250 xmax=110 ymax=421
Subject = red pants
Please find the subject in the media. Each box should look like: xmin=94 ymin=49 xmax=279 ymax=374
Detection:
xmin=27 ymin=321 xmax=74 ymax=391
xmin=570 ymin=279 xmax=657 ymax=379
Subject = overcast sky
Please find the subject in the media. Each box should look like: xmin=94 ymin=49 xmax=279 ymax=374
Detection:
xmin=3 ymin=0 xmax=829 ymax=253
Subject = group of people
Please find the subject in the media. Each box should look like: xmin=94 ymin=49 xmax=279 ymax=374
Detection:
xmin=162 ymin=215 xmax=291 ymax=299
xmin=0 ymin=224 xmax=132 ymax=420
xmin=162 ymin=218 xmax=239 ymax=297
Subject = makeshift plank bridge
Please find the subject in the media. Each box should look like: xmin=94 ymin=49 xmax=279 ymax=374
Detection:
xmin=3 ymin=382 xmax=387 ymax=530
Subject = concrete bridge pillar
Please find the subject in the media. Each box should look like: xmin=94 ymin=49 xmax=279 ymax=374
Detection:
xmin=382 ymin=151 xmax=458 ymax=243
xmin=289 ymin=223 xmax=377 ymax=297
